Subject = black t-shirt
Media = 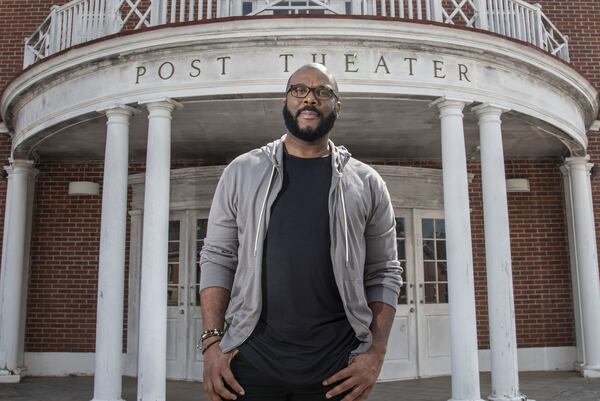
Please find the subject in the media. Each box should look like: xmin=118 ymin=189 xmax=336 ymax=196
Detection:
xmin=239 ymin=152 xmax=359 ymax=385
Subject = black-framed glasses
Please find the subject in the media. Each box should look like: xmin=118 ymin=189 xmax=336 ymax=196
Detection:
xmin=287 ymin=84 xmax=338 ymax=100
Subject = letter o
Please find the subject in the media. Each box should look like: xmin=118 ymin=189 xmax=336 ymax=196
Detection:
xmin=158 ymin=62 xmax=175 ymax=80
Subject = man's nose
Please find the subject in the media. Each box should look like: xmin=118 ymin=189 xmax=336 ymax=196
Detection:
xmin=303 ymin=90 xmax=318 ymax=105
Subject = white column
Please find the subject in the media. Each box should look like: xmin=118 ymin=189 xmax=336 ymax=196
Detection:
xmin=560 ymin=165 xmax=585 ymax=368
xmin=92 ymin=105 xmax=135 ymax=401
xmin=431 ymin=98 xmax=483 ymax=401
xmin=137 ymin=98 xmax=180 ymax=401
xmin=562 ymin=156 xmax=600 ymax=378
xmin=0 ymin=159 xmax=36 ymax=383
xmin=473 ymin=104 xmax=521 ymax=401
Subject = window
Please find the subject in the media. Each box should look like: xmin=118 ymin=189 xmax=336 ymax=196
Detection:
xmin=421 ymin=218 xmax=448 ymax=304
xmin=167 ymin=221 xmax=181 ymax=306
xmin=242 ymin=2 xmax=253 ymax=15
xmin=396 ymin=217 xmax=407 ymax=304
xmin=345 ymin=1 xmax=352 ymax=14
xmin=195 ymin=219 xmax=208 ymax=305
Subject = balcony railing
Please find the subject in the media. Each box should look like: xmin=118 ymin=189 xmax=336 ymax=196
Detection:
xmin=23 ymin=0 xmax=570 ymax=68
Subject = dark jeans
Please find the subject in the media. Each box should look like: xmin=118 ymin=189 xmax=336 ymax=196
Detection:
xmin=230 ymin=352 xmax=350 ymax=401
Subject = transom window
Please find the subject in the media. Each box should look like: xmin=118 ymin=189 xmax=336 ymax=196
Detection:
xmin=422 ymin=218 xmax=448 ymax=304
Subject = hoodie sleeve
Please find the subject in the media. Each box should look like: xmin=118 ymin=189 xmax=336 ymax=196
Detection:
xmin=199 ymin=165 xmax=239 ymax=292
xmin=363 ymin=176 xmax=403 ymax=309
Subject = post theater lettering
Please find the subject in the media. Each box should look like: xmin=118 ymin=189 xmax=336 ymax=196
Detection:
xmin=134 ymin=52 xmax=472 ymax=84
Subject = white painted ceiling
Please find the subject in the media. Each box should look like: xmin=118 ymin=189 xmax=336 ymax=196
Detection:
xmin=31 ymin=96 xmax=569 ymax=162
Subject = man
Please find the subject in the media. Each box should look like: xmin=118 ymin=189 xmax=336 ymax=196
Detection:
xmin=199 ymin=63 xmax=402 ymax=401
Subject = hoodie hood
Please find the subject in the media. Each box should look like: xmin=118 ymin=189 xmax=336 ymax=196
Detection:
xmin=261 ymin=134 xmax=352 ymax=175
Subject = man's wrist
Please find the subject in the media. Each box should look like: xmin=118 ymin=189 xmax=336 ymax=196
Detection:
xmin=201 ymin=338 xmax=222 ymax=355
xmin=369 ymin=342 xmax=387 ymax=356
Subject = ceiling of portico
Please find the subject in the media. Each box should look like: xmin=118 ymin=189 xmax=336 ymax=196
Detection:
xmin=29 ymin=96 xmax=569 ymax=162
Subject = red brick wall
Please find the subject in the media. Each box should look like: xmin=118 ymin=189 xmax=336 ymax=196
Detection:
xmin=26 ymin=163 xmax=104 ymax=351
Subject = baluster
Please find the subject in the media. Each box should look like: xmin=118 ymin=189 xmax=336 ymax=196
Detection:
xmin=170 ymin=0 xmax=177 ymax=23
xmin=503 ymin=0 xmax=510 ymax=36
xmin=510 ymin=3 xmax=516 ymax=38
xmin=390 ymin=0 xmax=395 ymax=17
xmin=408 ymin=0 xmax=413 ymax=19
xmin=491 ymin=0 xmax=499 ymax=33
xmin=82 ymin=0 xmax=90 ymax=42
xmin=515 ymin=5 xmax=522 ymax=40
xmin=534 ymin=5 xmax=544 ymax=48
xmin=381 ymin=0 xmax=386 ymax=16
xmin=424 ymin=0 xmax=430 ymax=20
xmin=60 ymin=10 xmax=67 ymax=50
xmin=416 ymin=0 xmax=422 ymax=19
xmin=216 ymin=0 xmax=221 ymax=18
xmin=198 ymin=0 xmax=203 ymax=19
xmin=180 ymin=0 xmax=186 ymax=22
xmin=189 ymin=0 xmax=195 ymax=20
xmin=101 ymin=0 xmax=108 ymax=31
xmin=91 ymin=0 xmax=99 ymax=37
xmin=207 ymin=0 xmax=212 ymax=19
xmin=72 ymin=4 xmax=80 ymax=45
xmin=64 ymin=8 xmax=71 ymax=48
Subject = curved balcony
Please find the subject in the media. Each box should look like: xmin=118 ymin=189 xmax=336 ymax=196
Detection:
xmin=23 ymin=0 xmax=569 ymax=68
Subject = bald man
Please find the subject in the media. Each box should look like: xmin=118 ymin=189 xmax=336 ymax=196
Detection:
xmin=199 ymin=64 xmax=402 ymax=401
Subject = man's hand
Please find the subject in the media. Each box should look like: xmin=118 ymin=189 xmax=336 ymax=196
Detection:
xmin=322 ymin=347 xmax=385 ymax=401
xmin=202 ymin=341 xmax=245 ymax=401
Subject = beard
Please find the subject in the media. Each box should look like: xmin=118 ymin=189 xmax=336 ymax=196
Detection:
xmin=282 ymin=105 xmax=337 ymax=143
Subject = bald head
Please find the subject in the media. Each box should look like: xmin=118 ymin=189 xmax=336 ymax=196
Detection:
xmin=286 ymin=63 xmax=339 ymax=93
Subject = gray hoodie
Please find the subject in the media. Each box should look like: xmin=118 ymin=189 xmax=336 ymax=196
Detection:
xmin=199 ymin=136 xmax=403 ymax=356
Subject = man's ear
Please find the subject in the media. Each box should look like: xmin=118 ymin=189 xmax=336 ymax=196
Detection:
xmin=282 ymin=98 xmax=287 ymax=107
xmin=335 ymin=100 xmax=341 ymax=114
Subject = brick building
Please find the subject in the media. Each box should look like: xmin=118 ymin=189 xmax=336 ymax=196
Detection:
xmin=0 ymin=1 xmax=599 ymax=401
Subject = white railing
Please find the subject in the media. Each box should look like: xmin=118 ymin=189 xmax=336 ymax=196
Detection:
xmin=23 ymin=0 xmax=570 ymax=67
xmin=483 ymin=0 xmax=568 ymax=61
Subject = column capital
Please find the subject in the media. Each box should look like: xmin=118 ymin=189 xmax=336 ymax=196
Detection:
xmin=429 ymin=96 xmax=472 ymax=118
xmin=4 ymin=159 xmax=35 ymax=176
xmin=139 ymin=97 xmax=183 ymax=115
xmin=97 ymin=104 xmax=138 ymax=118
xmin=472 ymin=103 xmax=511 ymax=123
xmin=563 ymin=155 xmax=593 ymax=174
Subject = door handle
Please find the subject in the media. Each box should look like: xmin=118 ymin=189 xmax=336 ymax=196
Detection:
xmin=179 ymin=309 xmax=185 ymax=315
xmin=409 ymin=307 xmax=415 ymax=313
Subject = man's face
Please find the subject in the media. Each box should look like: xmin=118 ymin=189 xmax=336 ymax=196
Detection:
xmin=283 ymin=68 xmax=341 ymax=143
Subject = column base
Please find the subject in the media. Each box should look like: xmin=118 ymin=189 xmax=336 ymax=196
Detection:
xmin=0 ymin=367 xmax=26 ymax=383
xmin=488 ymin=395 xmax=531 ymax=401
xmin=90 ymin=399 xmax=125 ymax=401
xmin=449 ymin=398 xmax=485 ymax=401
xmin=581 ymin=365 xmax=600 ymax=378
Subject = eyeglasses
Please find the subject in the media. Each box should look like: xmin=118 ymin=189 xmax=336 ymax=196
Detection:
xmin=287 ymin=84 xmax=338 ymax=100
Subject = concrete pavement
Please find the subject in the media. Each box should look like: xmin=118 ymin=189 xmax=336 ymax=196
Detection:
xmin=1 ymin=371 xmax=599 ymax=400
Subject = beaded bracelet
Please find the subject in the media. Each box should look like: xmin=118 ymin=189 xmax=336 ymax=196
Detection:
xmin=201 ymin=328 xmax=225 ymax=342
xmin=197 ymin=328 xmax=225 ymax=349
